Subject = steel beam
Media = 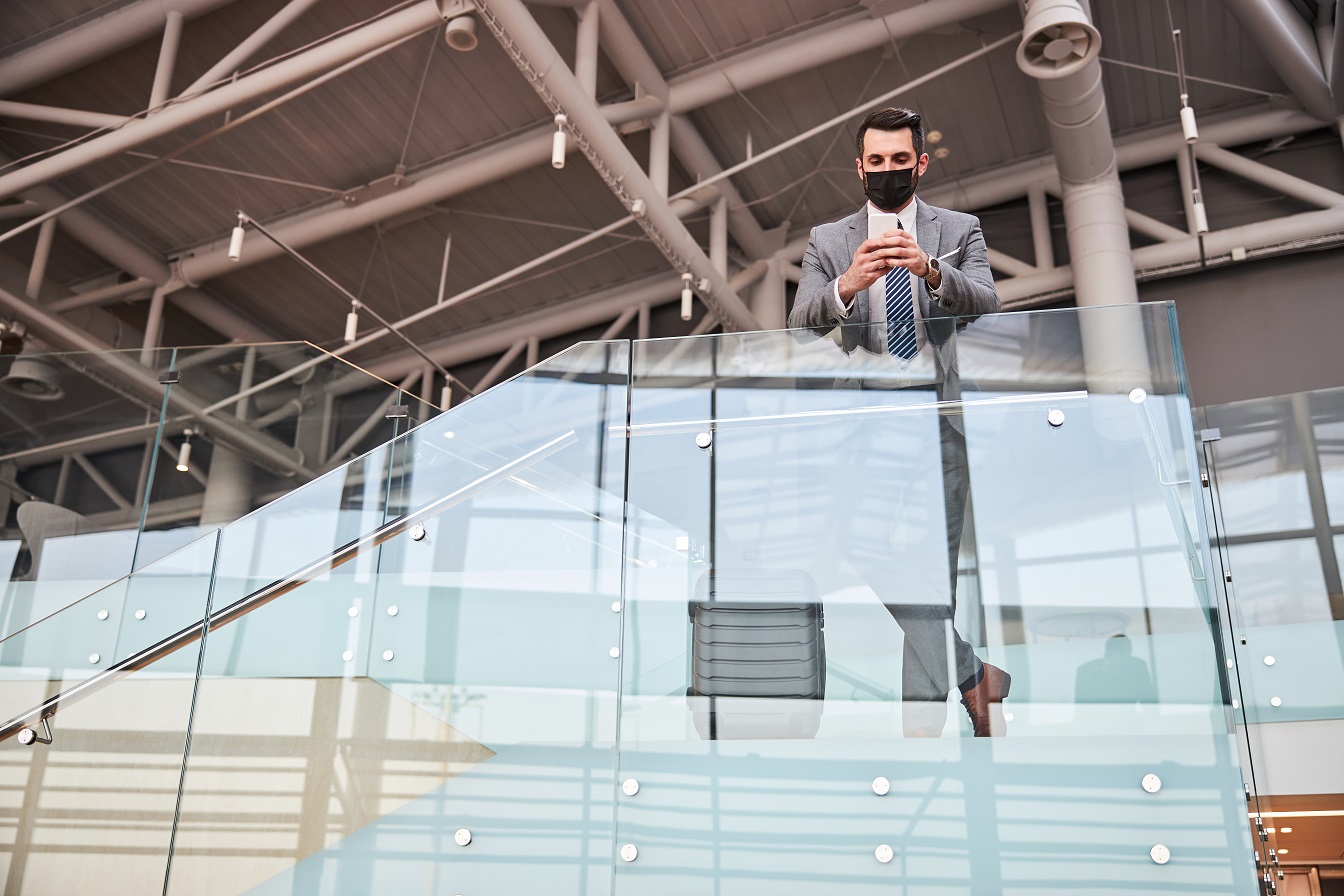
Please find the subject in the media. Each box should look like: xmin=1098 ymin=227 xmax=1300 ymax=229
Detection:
xmin=0 ymin=101 xmax=125 ymax=130
xmin=1223 ymin=0 xmax=1334 ymax=122
xmin=0 ymin=1 xmax=445 ymax=200
xmin=180 ymin=0 xmax=325 ymax=98
xmin=1195 ymin=142 xmax=1344 ymax=207
xmin=0 ymin=0 xmax=240 ymax=97
xmin=148 ymin=11 xmax=185 ymax=111
xmin=474 ymin=0 xmax=759 ymax=331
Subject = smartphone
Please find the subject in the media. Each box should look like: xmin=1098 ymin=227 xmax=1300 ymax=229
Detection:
xmin=867 ymin=212 xmax=904 ymax=242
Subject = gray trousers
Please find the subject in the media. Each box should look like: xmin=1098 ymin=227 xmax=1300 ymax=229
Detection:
xmin=836 ymin=399 xmax=982 ymax=702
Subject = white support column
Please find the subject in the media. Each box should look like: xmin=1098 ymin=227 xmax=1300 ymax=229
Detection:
xmin=599 ymin=307 xmax=637 ymax=339
xmin=149 ymin=11 xmax=185 ymax=112
xmin=25 ymin=218 xmax=56 ymax=301
xmin=985 ymin=247 xmax=1037 ymax=278
xmin=1027 ymin=184 xmax=1054 ymax=269
xmin=750 ymin=256 xmax=786 ymax=330
xmin=526 ymin=335 xmax=540 ymax=368
xmin=200 ymin=345 xmax=257 ymax=525
xmin=1223 ymin=0 xmax=1334 ymax=122
xmin=637 ymin=302 xmax=650 ymax=339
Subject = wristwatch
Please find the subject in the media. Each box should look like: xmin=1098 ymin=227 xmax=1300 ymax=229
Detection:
xmin=921 ymin=254 xmax=941 ymax=283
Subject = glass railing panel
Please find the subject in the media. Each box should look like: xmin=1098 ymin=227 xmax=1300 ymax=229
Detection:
xmin=0 ymin=342 xmax=416 ymax=639
xmin=1200 ymin=388 xmax=1344 ymax=725
xmin=0 ymin=346 xmax=177 ymax=638
xmin=163 ymin=341 xmax=628 ymax=895
xmin=0 ymin=528 xmax=219 ymax=894
xmin=614 ymin=305 xmax=1254 ymax=894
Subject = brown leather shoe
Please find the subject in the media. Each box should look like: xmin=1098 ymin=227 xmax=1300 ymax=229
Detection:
xmin=903 ymin=699 xmax=948 ymax=738
xmin=960 ymin=663 xmax=1011 ymax=737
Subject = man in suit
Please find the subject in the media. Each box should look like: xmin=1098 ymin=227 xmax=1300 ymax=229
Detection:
xmin=789 ymin=107 xmax=1009 ymax=737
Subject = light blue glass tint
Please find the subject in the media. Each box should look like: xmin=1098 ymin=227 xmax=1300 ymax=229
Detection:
xmin=614 ymin=305 xmax=1253 ymax=894
xmin=1201 ymin=388 xmax=1344 ymax=724
xmin=164 ymin=342 xmax=629 ymax=895
xmin=0 ymin=529 xmax=219 ymax=894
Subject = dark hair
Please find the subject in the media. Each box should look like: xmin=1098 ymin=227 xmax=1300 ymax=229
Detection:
xmin=855 ymin=107 xmax=925 ymax=160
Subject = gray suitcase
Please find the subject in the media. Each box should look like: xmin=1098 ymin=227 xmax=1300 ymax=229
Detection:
xmin=688 ymin=568 xmax=825 ymax=739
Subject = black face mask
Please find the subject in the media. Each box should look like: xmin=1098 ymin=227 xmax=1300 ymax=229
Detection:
xmin=863 ymin=167 xmax=918 ymax=211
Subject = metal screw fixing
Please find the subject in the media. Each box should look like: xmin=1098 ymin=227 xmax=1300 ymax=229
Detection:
xmin=410 ymin=523 xmax=427 ymax=541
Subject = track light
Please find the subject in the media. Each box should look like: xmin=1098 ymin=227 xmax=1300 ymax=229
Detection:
xmin=680 ymin=272 xmax=693 ymax=321
xmin=228 ymin=212 xmax=246 ymax=262
xmin=344 ymin=303 xmax=360 ymax=343
xmin=1192 ymin=197 xmax=1209 ymax=234
xmin=176 ymin=429 xmax=193 ymax=472
xmin=552 ymin=114 xmax=568 ymax=169
xmin=444 ymin=14 xmax=478 ymax=52
xmin=1180 ymin=105 xmax=1199 ymax=143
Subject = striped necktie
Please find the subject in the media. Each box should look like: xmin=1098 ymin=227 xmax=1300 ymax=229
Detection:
xmin=884 ymin=220 xmax=917 ymax=359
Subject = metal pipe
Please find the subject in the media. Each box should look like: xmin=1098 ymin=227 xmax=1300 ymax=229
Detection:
xmin=575 ymin=1 xmax=600 ymax=97
xmin=1223 ymin=0 xmax=1334 ymax=122
xmin=1195 ymin=142 xmax=1344 ymax=207
xmin=46 ymin=277 xmax=155 ymax=312
xmin=475 ymin=0 xmax=759 ymax=331
xmin=1123 ymin=207 xmax=1188 ymax=243
xmin=472 ymin=340 xmax=526 ymax=393
xmin=710 ymin=195 xmax=727 ymax=276
xmin=322 ymin=373 xmax=417 ymax=470
xmin=71 ymin=454 xmax=132 ymax=511
xmin=25 ymin=218 xmax=55 ymax=301
xmin=180 ymin=0 xmax=325 ymax=98
xmin=0 ymin=0 xmax=240 ymax=97
xmin=637 ymin=302 xmax=649 ymax=339
xmin=149 ymin=11 xmax=185 ymax=111
xmin=985 ymin=248 xmax=1037 ymax=278
xmin=139 ymin=286 xmax=168 ymax=366
xmin=0 ymin=1 xmax=445 ymax=201
xmin=1027 ymin=184 xmax=1054 ymax=269
xmin=0 ymin=201 xmax=38 ymax=221
xmin=1174 ymin=149 xmax=1200 ymax=236
xmin=599 ymin=307 xmax=637 ymax=339
xmin=0 ymin=101 xmax=126 ymax=130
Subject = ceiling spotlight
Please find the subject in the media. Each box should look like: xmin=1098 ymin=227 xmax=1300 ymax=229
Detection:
xmin=1016 ymin=0 xmax=1102 ymax=80
xmin=926 ymin=130 xmax=943 ymax=144
xmin=228 ymin=212 xmax=246 ymax=262
xmin=552 ymin=114 xmax=568 ymax=169
xmin=0 ymin=355 xmax=64 ymax=401
xmin=680 ymin=272 xmax=694 ymax=321
xmin=1279 ymin=827 xmax=1292 ymax=833
xmin=176 ymin=429 xmax=193 ymax=472
xmin=933 ymin=147 xmax=950 ymax=160
xmin=344 ymin=302 xmax=360 ymax=344
xmin=444 ymin=14 xmax=478 ymax=52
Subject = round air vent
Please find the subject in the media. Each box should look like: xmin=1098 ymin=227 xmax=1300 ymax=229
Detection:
xmin=1 ymin=356 xmax=63 ymax=401
xmin=1016 ymin=0 xmax=1102 ymax=80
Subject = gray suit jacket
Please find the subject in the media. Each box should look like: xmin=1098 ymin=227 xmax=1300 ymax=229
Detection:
xmin=789 ymin=198 xmax=1000 ymax=355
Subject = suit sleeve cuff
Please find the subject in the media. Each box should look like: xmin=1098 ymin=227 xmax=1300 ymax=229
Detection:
xmin=831 ymin=280 xmax=853 ymax=319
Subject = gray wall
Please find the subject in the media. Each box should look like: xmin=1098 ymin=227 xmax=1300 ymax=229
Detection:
xmin=1139 ymin=247 xmax=1344 ymax=407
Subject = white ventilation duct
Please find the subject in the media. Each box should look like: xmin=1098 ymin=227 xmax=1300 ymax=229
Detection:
xmin=1016 ymin=0 xmax=1101 ymax=79
xmin=1017 ymin=0 xmax=1147 ymax=394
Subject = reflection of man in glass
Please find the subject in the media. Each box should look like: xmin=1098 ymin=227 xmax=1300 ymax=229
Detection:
xmin=789 ymin=108 xmax=1008 ymax=737
xmin=1075 ymin=635 xmax=1157 ymax=706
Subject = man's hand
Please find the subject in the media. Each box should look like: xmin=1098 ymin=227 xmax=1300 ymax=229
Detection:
xmin=836 ymin=227 xmax=932 ymax=301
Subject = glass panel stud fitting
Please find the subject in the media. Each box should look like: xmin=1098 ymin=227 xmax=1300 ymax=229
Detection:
xmin=1270 ymin=697 xmax=1282 ymax=707
xmin=611 ymin=601 xmax=621 ymax=612
xmin=1047 ymin=409 xmax=1065 ymax=428
xmin=621 ymin=844 xmax=638 ymax=862
xmin=695 ymin=431 xmax=712 ymax=449
xmin=454 ymin=828 xmax=471 ymax=846
xmin=622 ymin=778 xmax=640 ymax=796
xmin=382 ymin=650 xmax=395 ymax=661
xmin=1142 ymin=774 xmax=1162 ymax=793
xmin=348 ymin=606 xmax=359 ymax=617
xmin=1128 ymin=388 xmax=1147 ymax=404
xmin=410 ymin=523 xmax=427 ymax=542
xmin=1150 ymin=844 xmax=1170 ymax=865
xmin=872 ymin=777 xmax=890 ymax=796
xmin=387 ymin=605 xmax=399 ymax=616
xmin=134 ymin=609 xmax=146 ymax=620
xmin=875 ymin=844 xmax=893 ymax=864
xmin=342 ymin=651 xmax=354 ymax=662
xmin=1263 ymin=656 xmax=1274 ymax=666
xmin=97 ymin=610 xmax=109 ymax=620
xmin=89 ymin=653 xmax=100 ymax=664
xmin=609 ymin=647 xmax=620 ymax=658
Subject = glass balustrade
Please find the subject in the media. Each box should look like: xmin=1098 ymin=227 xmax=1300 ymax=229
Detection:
xmin=0 ymin=306 xmax=1263 ymax=894
xmin=0 ymin=342 xmax=428 ymax=639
